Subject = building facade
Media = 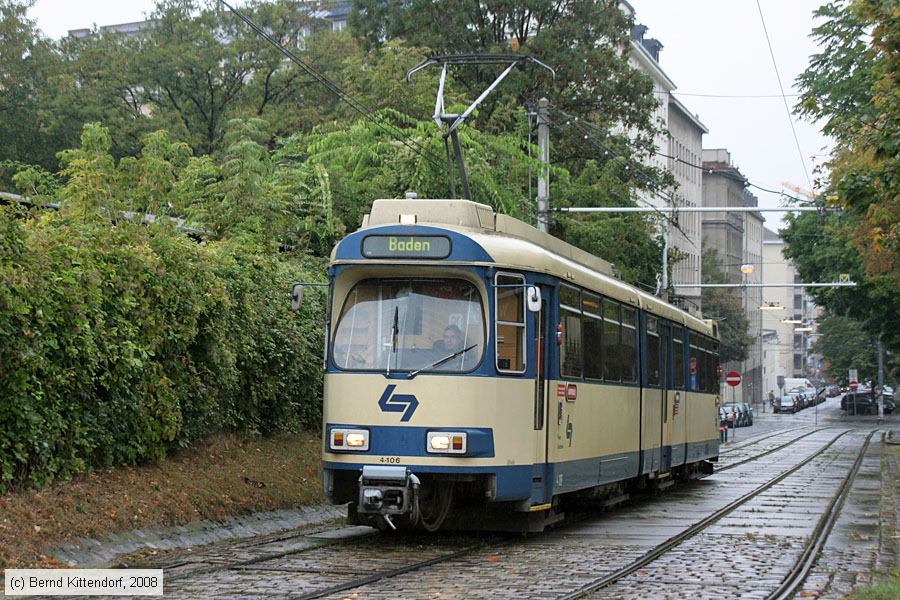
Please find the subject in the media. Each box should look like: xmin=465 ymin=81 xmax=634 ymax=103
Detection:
xmin=701 ymin=149 xmax=764 ymax=404
xmin=627 ymin=20 xmax=706 ymax=316
xmin=761 ymin=227 xmax=822 ymax=395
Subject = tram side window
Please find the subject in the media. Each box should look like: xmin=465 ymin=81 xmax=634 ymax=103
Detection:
xmin=703 ymin=339 xmax=714 ymax=393
xmin=602 ymin=299 xmax=622 ymax=382
xmin=689 ymin=339 xmax=700 ymax=391
xmin=583 ymin=293 xmax=603 ymax=380
xmin=621 ymin=306 xmax=638 ymax=382
xmin=699 ymin=341 xmax=709 ymax=392
xmin=672 ymin=326 xmax=685 ymax=389
xmin=559 ymin=285 xmax=582 ymax=378
xmin=711 ymin=342 xmax=721 ymax=392
xmin=707 ymin=340 xmax=719 ymax=393
xmin=496 ymin=273 xmax=525 ymax=372
xmin=646 ymin=316 xmax=660 ymax=386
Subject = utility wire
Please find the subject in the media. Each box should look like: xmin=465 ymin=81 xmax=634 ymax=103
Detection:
xmin=665 ymin=91 xmax=802 ymax=99
xmin=547 ymin=108 xmax=698 ymax=251
xmin=216 ymin=0 xmax=446 ymax=172
xmin=551 ymin=104 xmax=811 ymax=205
xmin=755 ymin=0 xmax=814 ymax=193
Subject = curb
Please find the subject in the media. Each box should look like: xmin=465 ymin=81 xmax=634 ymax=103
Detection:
xmin=51 ymin=504 xmax=348 ymax=568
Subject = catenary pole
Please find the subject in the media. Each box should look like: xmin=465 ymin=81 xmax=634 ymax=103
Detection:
xmin=537 ymin=98 xmax=550 ymax=233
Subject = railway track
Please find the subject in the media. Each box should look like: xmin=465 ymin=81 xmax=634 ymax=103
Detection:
xmin=714 ymin=426 xmax=830 ymax=472
xmin=718 ymin=424 xmax=809 ymax=454
xmin=559 ymin=428 xmax=875 ymax=599
xmin=148 ymin=426 xmax=876 ymax=599
xmin=766 ymin=430 xmax=877 ymax=600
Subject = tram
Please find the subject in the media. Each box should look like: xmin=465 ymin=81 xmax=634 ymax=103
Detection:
xmin=295 ymin=197 xmax=721 ymax=531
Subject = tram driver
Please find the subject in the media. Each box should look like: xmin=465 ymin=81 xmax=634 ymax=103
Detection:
xmin=433 ymin=325 xmax=464 ymax=354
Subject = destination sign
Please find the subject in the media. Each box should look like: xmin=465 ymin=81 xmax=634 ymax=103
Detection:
xmin=362 ymin=235 xmax=451 ymax=259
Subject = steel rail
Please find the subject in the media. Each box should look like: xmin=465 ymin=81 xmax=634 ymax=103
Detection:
xmin=558 ymin=429 xmax=852 ymax=599
xmin=766 ymin=429 xmax=877 ymax=600
xmin=292 ymin=541 xmax=494 ymax=600
xmin=715 ymin=427 xmax=830 ymax=473
xmin=161 ymin=524 xmax=375 ymax=581
xmin=718 ymin=426 xmax=809 ymax=455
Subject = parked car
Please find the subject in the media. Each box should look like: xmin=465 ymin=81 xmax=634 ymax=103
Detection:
xmin=740 ymin=402 xmax=754 ymax=426
xmin=777 ymin=395 xmax=796 ymax=414
xmin=842 ymin=392 xmax=876 ymax=415
xmin=789 ymin=387 xmax=808 ymax=409
xmin=827 ymin=384 xmax=840 ymax=398
xmin=722 ymin=403 xmax=741 ymax=427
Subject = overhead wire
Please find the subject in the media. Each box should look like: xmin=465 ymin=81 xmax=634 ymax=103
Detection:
xmin=755 ymin=0 xmax=814 ymax=193
xmin=553 ymin=103 xmax=812 ymax=205
xmin=216 ymin=0 xmax=447 ymax=173
xmin=671 ymin=91 xmax=801 ymax=99
xmin=546 ymin=106 xmax=698 ymax=251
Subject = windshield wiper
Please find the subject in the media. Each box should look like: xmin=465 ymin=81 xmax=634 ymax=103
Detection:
xmin=407 ymin=344 xmax=478 ymax=379
xmin=387 ymin=306 xmax=399 ymax=376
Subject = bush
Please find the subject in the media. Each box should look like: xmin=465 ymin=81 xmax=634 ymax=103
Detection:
xmin=0 ymin=206 xmax=325 ymax=491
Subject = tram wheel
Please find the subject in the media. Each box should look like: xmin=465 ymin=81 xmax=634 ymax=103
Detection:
xmin=416 ymin=480 xmax=454 ymax=532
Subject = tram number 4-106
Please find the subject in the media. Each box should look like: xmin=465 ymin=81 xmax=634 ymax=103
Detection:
xmin=379 ymin=456 xmax=401 ymax=464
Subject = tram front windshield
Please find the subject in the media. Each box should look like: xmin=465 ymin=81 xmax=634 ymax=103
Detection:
xmin=332 ymin=279 xmax=485 ymax=373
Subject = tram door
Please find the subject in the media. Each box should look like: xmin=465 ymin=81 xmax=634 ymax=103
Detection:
xmin=659 ymin=323 xmax=672 ymax=473
xmin=531 ymin=286 xmax=552 ymax=505
xmin=643 ymin=316 xmax=668 ymax=474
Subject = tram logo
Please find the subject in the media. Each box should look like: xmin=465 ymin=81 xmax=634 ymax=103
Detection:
xmin=377 ymin=384 xmax=419 ymax=422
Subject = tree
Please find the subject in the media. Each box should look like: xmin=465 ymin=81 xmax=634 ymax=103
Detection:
xmin=350 ymin=1 xmax=657 ymax=138
xmin=795 ymin=0 xmax=899 ymax=287
xmin=701 ymin=249 xmax=751 ymax=363
xmin=0 ymin=1 xmax=62 ymax=173
xmin=552 ymin=159 xmax=665 ymax=289
xmin=813 ymin=314 xmax=898 ymax=383
xmin=781 ymin=211 xmax=900 ymax=357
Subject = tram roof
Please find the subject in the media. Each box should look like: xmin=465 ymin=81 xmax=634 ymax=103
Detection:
xmin=344 ymin=198 xmax=715 ymax=337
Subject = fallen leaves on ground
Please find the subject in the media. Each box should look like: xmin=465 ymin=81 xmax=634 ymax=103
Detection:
xmin=0 ymin=432 xmax=323 ymax=568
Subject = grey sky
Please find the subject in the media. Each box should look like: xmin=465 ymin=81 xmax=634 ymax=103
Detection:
xmin=29 ymin=0 xmax=833 ymax=231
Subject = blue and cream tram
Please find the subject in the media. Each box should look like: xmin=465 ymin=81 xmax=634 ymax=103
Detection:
xmin=300 ymin=198 xmax=721 ymax=531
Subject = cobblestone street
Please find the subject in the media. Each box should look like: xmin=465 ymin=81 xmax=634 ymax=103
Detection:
xmin=52 ymin=396 xmax=897 ymax=599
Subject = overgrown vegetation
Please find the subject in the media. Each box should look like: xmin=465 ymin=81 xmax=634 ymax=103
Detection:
xmin=786 ymin=0 xmax=899 ymax=359
xmin=0 ymin=0 xmax=677 ymax=493
xmin=0 ymin=431 xmax=322 ymax=567
xmin=0 ymin=124 xmax=327 ymax=491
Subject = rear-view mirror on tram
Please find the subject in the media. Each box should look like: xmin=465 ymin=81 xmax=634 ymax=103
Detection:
xmin=526 ymin=285 xmax=541 ymax=312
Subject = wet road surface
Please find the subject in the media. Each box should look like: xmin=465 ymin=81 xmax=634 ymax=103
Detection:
xmin=67 ymin=396 xmax=897 ymax=599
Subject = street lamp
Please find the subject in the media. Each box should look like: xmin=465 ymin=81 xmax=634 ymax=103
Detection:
xmin=759 ymin=303 xmax=785 ymax=311
xmin=740 ymin=264 xmax=755 ymax=274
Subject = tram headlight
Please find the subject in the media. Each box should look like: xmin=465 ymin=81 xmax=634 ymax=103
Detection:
xmin=426 ymin=431 xmax=467 ymax=454
xmin=330 ymin=428 xmax=369 ymax=451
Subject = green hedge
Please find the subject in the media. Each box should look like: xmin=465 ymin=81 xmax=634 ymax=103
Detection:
xmin=0 ymin=205 xmax=325 ymax=491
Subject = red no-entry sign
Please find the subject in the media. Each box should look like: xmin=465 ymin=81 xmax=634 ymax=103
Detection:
xmin=725 ymin=371 xmax=742 ymax=387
